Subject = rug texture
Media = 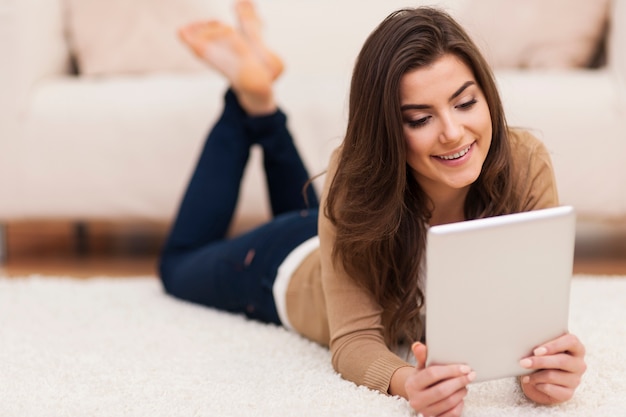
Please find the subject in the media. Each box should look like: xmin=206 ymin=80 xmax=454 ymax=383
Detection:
xmin=0 ymin=275 xmax=624 ymax=417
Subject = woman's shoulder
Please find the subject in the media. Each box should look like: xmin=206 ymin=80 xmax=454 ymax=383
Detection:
xmin=507 ymin=128 xmax=549 ymax=159
xmin=507 ymin=127 xmax=556 ymax=173
xmin=506 ymin=128 xmax=559 ymax=210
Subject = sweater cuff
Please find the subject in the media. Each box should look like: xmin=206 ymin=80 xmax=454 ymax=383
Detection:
xmin=362 ymin=354 xmax=412 ymax=394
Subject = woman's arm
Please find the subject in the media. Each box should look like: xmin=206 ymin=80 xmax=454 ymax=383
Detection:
xmin=317 ymin=149 xmax=411 ymax=392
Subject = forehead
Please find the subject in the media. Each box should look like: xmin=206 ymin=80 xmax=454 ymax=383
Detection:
xmin=400 ymin=54 xmax=476 ymax=103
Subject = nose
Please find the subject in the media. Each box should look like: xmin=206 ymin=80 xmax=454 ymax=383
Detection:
xmin=438 ymin=112 xmax=463 ymax=144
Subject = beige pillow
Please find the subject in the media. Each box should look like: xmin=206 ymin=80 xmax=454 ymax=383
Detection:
xmin=456 ymin=0 xmax=610 ymax=69
xmin=64 ymin=0 xmax=232 ymax=75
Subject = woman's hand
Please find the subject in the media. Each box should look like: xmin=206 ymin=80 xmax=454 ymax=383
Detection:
xmin=519 ymin=333 xmax=586 ymax=405
xmin=402 ymin=342 xmax=476 ymax=417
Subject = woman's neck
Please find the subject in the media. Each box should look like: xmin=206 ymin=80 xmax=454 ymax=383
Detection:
xmin=428 ymin=187 xmax=469 ymax=226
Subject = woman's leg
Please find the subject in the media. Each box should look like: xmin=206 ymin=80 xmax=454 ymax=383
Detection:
xmin=246 ymin=112 xmax=320 ymax=215
xmin=160 ymin=95 xmax=318 ymax=323
xmin=160 ymin=90 xmax=251 ymax=262
xmin=234 ymin=0 xmax=318 ymax=213
xmin=162 ymin=15 xmax=281 ymax=263
xmin=162 ymin=91 xmax=305 ymax=322
xmin=236 ymin=0 xmax=319 ymax=214
xmin=160 ymin=13 xmax=318 ymax=323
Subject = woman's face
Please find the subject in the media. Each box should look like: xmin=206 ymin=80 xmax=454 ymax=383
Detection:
xmin=400 ymin=53 xmax=492 ymax=201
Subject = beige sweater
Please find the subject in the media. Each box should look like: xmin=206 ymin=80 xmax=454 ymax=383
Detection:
xmin=284 ymin=129 xmax=559 ymax=394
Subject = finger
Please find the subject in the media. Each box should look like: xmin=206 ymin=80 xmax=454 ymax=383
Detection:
xmin=412 ymin=342 xmax=428 ymax=370
xmin=421 ymin=386 xmax=467 ymax=417
xmin=439 ymin=400 xmax=465 ymax=417
xmin=522 ymin=368 xmax=583 ymax=389
xmin=531 ymin=333 xmax=586 ymax=358
xmin=533 ymin=382 xmax=575 ymax=403
xmin=412 ymin=364 xmax=474 ymax=391
xmin=520 ymin=352 xmax=586 ymax=374
xmin=437 ymin=400 xmax=465 ymax=417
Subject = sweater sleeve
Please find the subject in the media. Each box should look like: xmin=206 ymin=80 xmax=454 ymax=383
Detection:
xmin=317 ymin=149 xmax=412 ymax=394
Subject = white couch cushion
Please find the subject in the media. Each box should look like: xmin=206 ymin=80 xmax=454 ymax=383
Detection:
xmin=16 ymin=71 xmax=350 ymax=226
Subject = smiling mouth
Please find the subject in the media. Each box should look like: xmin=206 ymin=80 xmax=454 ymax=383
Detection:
xmin=435 ymin=143 xmax=473 ymax=161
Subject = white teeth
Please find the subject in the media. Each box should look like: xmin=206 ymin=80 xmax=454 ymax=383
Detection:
xmin=437 ymin=144 xmax=471 ymax=160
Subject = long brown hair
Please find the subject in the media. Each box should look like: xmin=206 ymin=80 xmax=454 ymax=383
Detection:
xmin=324 ymin=7 xmax=521 ymax=347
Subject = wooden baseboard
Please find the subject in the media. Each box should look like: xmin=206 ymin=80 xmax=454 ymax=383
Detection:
xmin=3 ymin=221 xmax=168 ymax=260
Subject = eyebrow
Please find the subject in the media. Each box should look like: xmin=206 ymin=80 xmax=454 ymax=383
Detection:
xmin=400 ymin=81 xmax=476 ymax=111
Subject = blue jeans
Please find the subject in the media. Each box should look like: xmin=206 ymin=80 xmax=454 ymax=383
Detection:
xmin=159 ymin=90 xmax=319 ymax=324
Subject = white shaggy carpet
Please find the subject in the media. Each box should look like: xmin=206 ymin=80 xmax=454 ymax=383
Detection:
xmin=0 ymin=275 xmax=624 ymax=417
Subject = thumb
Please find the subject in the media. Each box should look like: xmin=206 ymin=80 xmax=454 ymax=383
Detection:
xmin=412 ymin=342 xmax=428 ymax=370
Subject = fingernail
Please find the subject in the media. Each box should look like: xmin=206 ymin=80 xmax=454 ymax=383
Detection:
xmin=534 ymin=346 xmax=548 ymax=356
xmin=519 ymin=358 xmax=532 ymax=368
xmin=522 ymin=376 xmax=530 ymax=384
xmin=459 ymin=365 xmax=471 ymax=374
xmin=467 ymin=371 xmax=476 ymax=382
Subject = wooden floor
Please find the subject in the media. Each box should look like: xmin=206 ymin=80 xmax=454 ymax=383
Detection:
xmin=1 ymin=220 xmax=625 ymax=278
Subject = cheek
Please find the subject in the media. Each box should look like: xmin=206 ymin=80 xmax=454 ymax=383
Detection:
xmin=479 ymin=105 xmax=493 ymax=136
xmin=404 ymin=135 xmax=433 ymax=178
xmin=403 ymin=130 xmax=432 ymax=161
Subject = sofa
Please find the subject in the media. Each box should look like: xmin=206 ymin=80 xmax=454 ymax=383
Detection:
xmin=0 ymin=0 xmax=624 ymax=246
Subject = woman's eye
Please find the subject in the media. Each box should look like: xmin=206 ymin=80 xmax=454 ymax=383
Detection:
xmin=408 ymin=116 xmax=430 ymax=128
xmin=457 ymin=98 xmax=477 ymax=110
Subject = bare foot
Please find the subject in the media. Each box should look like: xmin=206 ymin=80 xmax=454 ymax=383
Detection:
xmin=235 ymin=0 xmax=284 ymax=80
xmin=178 ymin=21 xmax=276 ymax=115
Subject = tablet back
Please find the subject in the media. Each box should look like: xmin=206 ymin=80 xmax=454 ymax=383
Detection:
xmin=425 ymin=206 xmax=576 ymax=383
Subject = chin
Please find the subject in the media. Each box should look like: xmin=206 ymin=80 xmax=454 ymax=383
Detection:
xmin=448 ymin=172 xmax=481 ymax=189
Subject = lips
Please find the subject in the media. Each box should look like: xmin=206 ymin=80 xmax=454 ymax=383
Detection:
xmin=435 ymin=143 xmax=473 ymax=160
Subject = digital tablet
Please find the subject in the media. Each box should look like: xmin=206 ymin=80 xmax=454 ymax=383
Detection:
xmin=424 ymin=206 xmax=576 ymax=383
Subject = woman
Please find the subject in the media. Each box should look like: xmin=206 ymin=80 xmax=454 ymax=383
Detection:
xmin=159 ymin=2 xmax=586 ymax=416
